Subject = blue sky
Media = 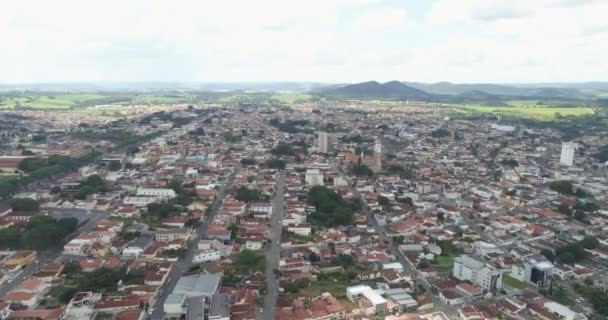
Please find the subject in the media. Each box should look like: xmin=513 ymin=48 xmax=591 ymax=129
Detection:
xmin=2 ymin=0 xmax=607 ymax=83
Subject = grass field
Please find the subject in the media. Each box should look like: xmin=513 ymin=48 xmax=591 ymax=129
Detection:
xmin=271 ymin=93 xmax=316 ymax=104
xmin=453 ymin=104 xmax=594 ymax=120
xmin=434 ymin=255 xmax=455 ymax=273
xmin=299 ymin=281 xmax=348 ymax=298
xmin=131 ymin=95 xmax=190 ymax=105
xmin=0 ymin=94 xmax=106 ymax=109
xmin=503 ymin=275 xmax=527 ymax=289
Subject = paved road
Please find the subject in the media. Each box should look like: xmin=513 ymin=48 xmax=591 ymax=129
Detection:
xmin=148 ymin=166 xmax=239 ymax=320
xmin=0 ymin=208 xmax=109 ymax=297
xmin=260 ymin=171 xmax=285 ymax=320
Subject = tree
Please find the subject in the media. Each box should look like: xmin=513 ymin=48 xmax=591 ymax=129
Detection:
xmin=235 ymin=186 xmax=261 ymax=202
xmin=240 ymin=158 xmax=256 ymax=165
xmin=549 ymin=180 xmax=574 ymax=195
xmin=352 ymin=163 xmax=373 ymax=176
xmin=50 ymin=185 xmax=61 ymax=194
xmin=264 ymin=159 xmax=286 ymax=170
xmin=437 ymin=211 xmax=445 ymax=223
xmin=540 ymin=249 xmax=555 ymax=262
xmin=557 ymin=203 xmax=572 ymax=216
xmin=9 ymin=198 xmax=39 ymax=212
xmin=378 ymin=195 xmax=390 ymax=206
xmin=108 ymin=161 xmax=121 ymax=171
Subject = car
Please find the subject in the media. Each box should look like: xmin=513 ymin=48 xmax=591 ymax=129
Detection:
xmin=259 ymin=308 xmax=263 ymax=313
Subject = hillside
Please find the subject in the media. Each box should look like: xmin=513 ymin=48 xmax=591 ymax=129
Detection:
xmin=318 ymin=81 xmax=431 ymax=101
xmin=405 ymin=82 xmax=592 ymax=99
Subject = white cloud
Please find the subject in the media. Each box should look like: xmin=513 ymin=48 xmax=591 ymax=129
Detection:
xmin=0 ymin=0 xmax=607 ymax=83
xmin=353 ymin=7 xmax=408 ymax=31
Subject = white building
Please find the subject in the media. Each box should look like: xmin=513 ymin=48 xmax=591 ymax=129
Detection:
xmin=560 ymin=142 xmax=575 ymax=167
xmin=542 ymin=301 xmax=587 ymax=320
xmin=305 ymin=169 xmax=324 ymax=186
xmin=318 ymin=131 xmax=328 ymax=153
xmin=347 ymin=285 xmax=387 ymax=319
xmin=192 ymin=249 xmax=221 ymax=263
xmin=122 ymin=247 xmax=144 ymax=258
xmin=136 ymin=188 xmax=176 ymax=199
xmin=453 ymin=255 xmax=503 ymax=291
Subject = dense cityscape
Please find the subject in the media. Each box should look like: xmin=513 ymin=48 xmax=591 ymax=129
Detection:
xmin=0 ymin=94 xmax=607 ymax=320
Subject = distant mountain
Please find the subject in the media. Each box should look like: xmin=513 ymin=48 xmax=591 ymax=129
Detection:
xmin=318 ymin=81 xmax=431 ymax=100
xmin=404 ymin=81 xmax=592 ymax=99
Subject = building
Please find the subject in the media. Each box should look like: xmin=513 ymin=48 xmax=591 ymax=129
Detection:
xmin=305 ymin=169 xmax=324 ymax=186
xmin=453 ymin=255 xmax=503 ymax=292
xmin=155 ymin=228 xmax=191 ymax=242
xmin=192 ymin=249 xmax=221 ymax=263
xmin=560 ymin=142 xmax=575 ymax=166
xmin=373 ymin=139 xmax=383 ymax=172
xmin=346 ymin=285 xmax=387 ymax=320
xmin=318 ymin=131 xmax=329 ymax=153
xmin=524 ymin=255 xmax=554 ymax=287
xmin=173 ymin=274 xmax=221 ymax=299
xmin=136 ymin=188 xmax=176 ymax=199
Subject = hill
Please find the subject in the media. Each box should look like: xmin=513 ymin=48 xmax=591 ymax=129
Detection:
xmin=405 ymin=82 xmax=592 ymax=99
xmin=318 ymin=81 xmax=431 ymax=101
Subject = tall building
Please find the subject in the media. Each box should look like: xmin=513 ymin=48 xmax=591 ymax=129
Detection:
xmin=560 ymin=142 xmax=575 ymax=166
xmin=305 ymin=169 xmax=324 ymax=186
xmin=373 ymin=139 xmax=383 ymax=172
xmin=317 ymin=131 xmax=328 ymax=153
xmin=453 ymin=255 xmax=503 ymax=292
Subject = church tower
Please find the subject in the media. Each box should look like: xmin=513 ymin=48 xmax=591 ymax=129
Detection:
xmin=373 ymin=139 xmax=382 ymax=172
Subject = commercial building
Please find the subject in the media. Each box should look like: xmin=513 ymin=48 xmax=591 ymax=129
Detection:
xmin=305 ymin=169 xmax=324 ymax=186
xmin=453 ymin=255 xmax=503 ymax=292
xmin=524 ymin=255 xmax=554 ymax=287
xmin=346 ymin=285 xmax=387 ymax=320
xmin=136 ymin=188 xmax=177 ymax=199
xmin=318 ymin=131 xmax=329 ymax=153
xmin=560 ymin=142 xmax=575 ymax=166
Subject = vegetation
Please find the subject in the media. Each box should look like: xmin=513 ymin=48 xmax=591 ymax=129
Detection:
xmin=549 ymin=180 xmax=574 ymax=195
xmin=307 ymin=186 xmax=361 ymax=227
xmin=555 ymin=237 xmax=598 ymax=264
xmin=263 ymin=159 xmax=286 ymax=170
xmin=9 ymin=197 xmax=40 ymax=212
xmin=234 ymin=249 xmax=265 ymax=273
xmin=269 ymin=119 xmax=312 ymax=133
xmin=503 ymin=275 xmax=527 ymax=289
xmin=235 ymin=186 xmax=262 ymax=202
xmin=240 ymin=158 xmax=256 ymax=165
xmin=352 ymin=161 xmax=374 ymax=176
xmin=75 ymin=174 xmax=107 ymax=200
xmin=0 ymin=216 xmax=78 ymax=250
xmin=431 ymin=128 xmax=451 ymax=138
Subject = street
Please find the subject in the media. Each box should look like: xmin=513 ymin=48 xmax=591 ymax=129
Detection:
xmin=149 ymin=166 xmax=239 ymax=320
xmin=260 ymin=171 xmax=285 ymax=320
xmin=341 ymin=168 xmax=459 ymax=319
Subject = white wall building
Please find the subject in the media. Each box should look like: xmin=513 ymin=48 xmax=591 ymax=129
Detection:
xmin=317 ymin=131 xmax=329 ymax=153
xmin=305 ymin=169 xmax=324 ymax=186
xmin=192 ymin=249 xmax=221 ymax=263
xmin=136 ymin=188 xmax=176 ymax=199
xmin=453 ymin=255 xmax=503 ymax=291
xmin=560 ymin=142 xmax=575 ymax=167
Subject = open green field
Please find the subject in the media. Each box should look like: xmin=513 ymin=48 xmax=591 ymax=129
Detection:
xmin=299 ymin=281 xmax=348 ymax=298
xmin=453 ymin=104 xmax=594 ymax=120
xmin=0 ymin=93 xmax=106 ymax=109
xmin=131 ymin=94 xmax=191 ymax=105
xmin=434 ymin=255 xmax=455 ymax=273
xmin=503 ymin=275 xmax=527 ymax=289
xmin=271 ymin=93 xmax=316 ymax=104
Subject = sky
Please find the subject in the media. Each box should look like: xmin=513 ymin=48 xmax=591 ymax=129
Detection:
xmin=2 ymin=0 xmax=608 ymax=84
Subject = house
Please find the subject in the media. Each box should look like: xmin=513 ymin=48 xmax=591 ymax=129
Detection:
xmin=455 ymin=283 xmax=483 ymax=302
xmin=7 ymin=308 xmax=64 ymax=320
xmin=1 ymin=251 xmax=37 ymax=267
xmin=438 ymin=289 xmax=464 ymax=306
xmin=94 ymin=295 xmax=148 ymax=313
xmin=287 ymin=223 xmax=311 ymax=236
xmin=155 ymin=228 xmax=191 ymax=242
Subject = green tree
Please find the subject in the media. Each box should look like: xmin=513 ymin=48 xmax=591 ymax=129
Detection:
xmin=108 ymin=161 xmax=121 ymax=171
xmin=9 ymin=198 xmax=39 ymax=212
